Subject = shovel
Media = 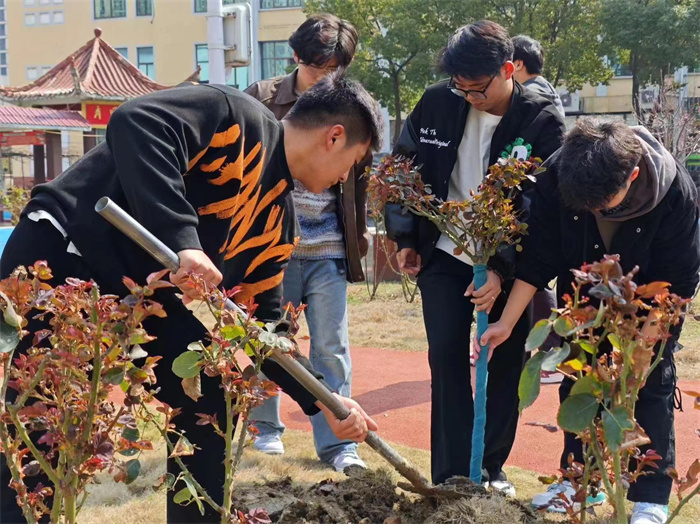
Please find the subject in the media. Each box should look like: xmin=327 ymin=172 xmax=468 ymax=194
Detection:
xmin=94 ymin=197 xmax=455 ymax=498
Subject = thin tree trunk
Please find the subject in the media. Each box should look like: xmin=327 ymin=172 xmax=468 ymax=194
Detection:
xmin=392 ymin=73 xmax=403 ymax=149
xmin=631 ymin=51 xmax=641 ymax=115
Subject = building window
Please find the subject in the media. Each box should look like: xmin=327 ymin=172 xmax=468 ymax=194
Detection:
xmin=261 ymin=0 xmax=303 ymax=9
xmin=52 ymin=10 xmax=63 ymax=23
xmin=94 ymin=0 xmax=126 ymax=19
xmin=136 ymin=0 xmax=152 ymax=16
xmin=115 ymin=46 xmax=129 ymax=60
xmin=137 ymin=46 xmax=154 ymax=79
xmin=261 ymin=41 xmax=294 ymax=79
xmin=24 ymin=0 xmax=36 ymax=6
xmin=195 ymin=44 xmax=209 ymax=83
xmin=26 ymin=67 xmax=38 ymax=81
xmin=194 ymin=0 xmax=235 ymax=13
xmin=41 ymin=65 xmax=52 ymax=76
xmin=53 ymin=0 xmax=63 ymax=4
xmin=38 ymin=11 xmax=50 ymax=24
xmin=25 ymin=13 xmax=36 ymax=25
xmin=39 ymin=0 xmax=50 ymax=5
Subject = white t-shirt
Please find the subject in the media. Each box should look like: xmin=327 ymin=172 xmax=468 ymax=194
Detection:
xmin=436 ymin=107 xmax=502 ymax=265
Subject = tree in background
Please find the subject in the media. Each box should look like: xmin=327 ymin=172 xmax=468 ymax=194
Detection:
xmin=481 ymin=0 xmax=612 ymax=90
xmin=305 ymin=0 xmax=481 ymax=146
xmin=600 ymin=0 xmax=700 ymax=113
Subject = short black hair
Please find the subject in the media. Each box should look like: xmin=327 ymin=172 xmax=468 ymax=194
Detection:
xmin=512 ymin=35 xmax=544 ymax=75
xmin=558 ymin=118 xmax=643 ymax=211
xmin=288 ymin=13 xmax=358 ymax=69
xmin=440 ymin=20 xmax=513 ymax=80
xmin=285 ymin=72 xmax=383 ymax=151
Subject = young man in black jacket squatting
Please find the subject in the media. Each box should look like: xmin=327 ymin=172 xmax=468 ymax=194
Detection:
xmin=385 ymin=20 xmax=565 ymax=495
xmin=0 ymin=74 xmax=382 ymax=524
xmin=480 ymin=118 xmax=700 ymax=524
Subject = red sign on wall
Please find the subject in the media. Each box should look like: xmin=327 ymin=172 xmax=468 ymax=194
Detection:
xmin=82 ymin=101 xmax=121 ymax=129
xmin=0 ymin=131 xmax=45 ymax=147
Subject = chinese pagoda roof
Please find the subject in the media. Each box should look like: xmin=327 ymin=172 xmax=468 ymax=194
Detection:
xmin=0 ymin=106 xmax=90 ymax=131
xmin=0 ymin=28 xmax=195 ymax=105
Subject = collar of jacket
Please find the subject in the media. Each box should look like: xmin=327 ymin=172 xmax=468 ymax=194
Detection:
xmin=275 ymin=69 xmax=299 ymax=107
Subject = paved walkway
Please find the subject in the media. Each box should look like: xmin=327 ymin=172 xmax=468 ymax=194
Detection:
xmin=279 ymin=345 xmax=700 ymax=478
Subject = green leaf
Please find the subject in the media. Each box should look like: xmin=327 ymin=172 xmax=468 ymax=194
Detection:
xmin=553 ymin=317 xmax=575 ymax=337
xmin=122 ymin=427 xmax=139 ymax=442
xmin=103 ymin=367 xmax=125 ymax=386
xmin=579 ymin=341 xmax=596 ymax=355
xmin=173 ymin=487 xmax=193 ymax=505
xmin=518 ymin=351 xmax=546 ymax=412
xmin=570 ymin=375 xmax=602 ymax=397
xmin=119 ymin=448 xmax=139 ymax=457
xmin=172 ymin=352 xmax=202 ymax=379
xmin=220 ymin=325 xmax=246 ymax=341
xmin=525 ymin=320 xmax=553 ymax=352
xmin=608 ymin=334 xmax=622 ymax=350
xmin=2 ymin=298 xmax=22 ymax=328
xmin=124 ymin=459 xmax=141 ymax=485
xmin=183 ymin=475 xmax=204 ymax=515
xmin=602 ymin=406 xmax=635 ymax=451
xmin=541 ymin=343 xmax=571 ymax=372
xmin=119 ymin=380 xmax=130 ymax=393
xmin=0 ymin=319 xmax=20 ymax=354
xmin=557 ymin=393 xmax=599 ymax=433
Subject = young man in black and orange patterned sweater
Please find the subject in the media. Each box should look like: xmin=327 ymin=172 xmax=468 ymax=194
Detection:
xmin=0 ymin=74 xmax=382 ymax=524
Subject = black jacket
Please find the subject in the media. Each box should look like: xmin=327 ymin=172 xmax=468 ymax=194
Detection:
xmin=385 ymin=80 xmax=566 ymax=277
xmin=517 ymin=150 xmax=700 ymax=302
xmin=23 ymin=83 xmax=327 ymax=416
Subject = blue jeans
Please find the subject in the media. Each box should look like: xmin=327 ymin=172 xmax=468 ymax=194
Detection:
xmin=250 ymin=257 xmax=356 ymax=462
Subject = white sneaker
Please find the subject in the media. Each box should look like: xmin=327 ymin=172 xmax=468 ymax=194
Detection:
xmin=330 ymin=452 xmax=366 ymax=473
xmin=253 ymin=434 xmax=284 ymax=455
xmin=488 ymin=471 xmax=516 ymax=497
xmin=630 ymin=502 xmax=668 ymax=524
xmin=531 ymin=481 xmax=606 ymax=513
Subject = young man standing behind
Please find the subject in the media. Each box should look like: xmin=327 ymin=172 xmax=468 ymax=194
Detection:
xmin=512 ymin=35 xmax=565 ymax=119
xmin=246 ymin=14 xmax=371 ymax=473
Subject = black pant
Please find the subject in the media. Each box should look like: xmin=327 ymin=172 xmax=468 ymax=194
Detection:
xmin=0 ymin=219 xmax=234 ymax=523
xmin=559 ymin=349 xmax=677 ymax=505
xmin=417 ymin=250 xmax=530 ymax=485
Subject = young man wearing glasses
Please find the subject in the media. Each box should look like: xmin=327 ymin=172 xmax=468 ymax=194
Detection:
xmin=245 ymin=14 xmax=372 ymax=473
xmin=385 ymin=20 xmax=565 ymax=494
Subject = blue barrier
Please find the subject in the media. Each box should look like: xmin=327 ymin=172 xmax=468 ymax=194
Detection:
xmin=0 ymin=227 xmax=13 ymax=258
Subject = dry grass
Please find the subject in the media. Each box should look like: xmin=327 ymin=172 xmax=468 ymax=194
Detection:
xmin=75 ymin=428 xmax=700 ymax=524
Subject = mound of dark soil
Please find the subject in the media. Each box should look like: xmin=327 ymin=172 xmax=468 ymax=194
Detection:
xmin=233 ymin=470 xmax=540 ymax=524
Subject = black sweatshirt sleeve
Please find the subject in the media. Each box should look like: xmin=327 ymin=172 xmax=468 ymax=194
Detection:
xmin=486 ymin=109 xmax=566 ymax=280
xmin=106 ymin=84 xmax=231 ymax=254
xmin=384 ymin=96 xmax=423 ymax=250
xmin=516 ymin=165 xmax=565 ymax=290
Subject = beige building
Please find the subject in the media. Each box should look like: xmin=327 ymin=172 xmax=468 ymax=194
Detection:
xmin=5 ymin=0 xmax=306 ymax=89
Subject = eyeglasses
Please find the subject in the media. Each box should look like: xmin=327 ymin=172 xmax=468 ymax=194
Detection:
xmin=447 ymin=74 xmax=497 ymax=100
xmin=298 ymin=60 xmax=340 ymax=73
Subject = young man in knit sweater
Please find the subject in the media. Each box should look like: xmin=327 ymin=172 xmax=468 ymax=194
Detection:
xmin=0 ymin=74 xmax=382 ymax=523
xmin=245 ymin=13 xmax=371 ymax=473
